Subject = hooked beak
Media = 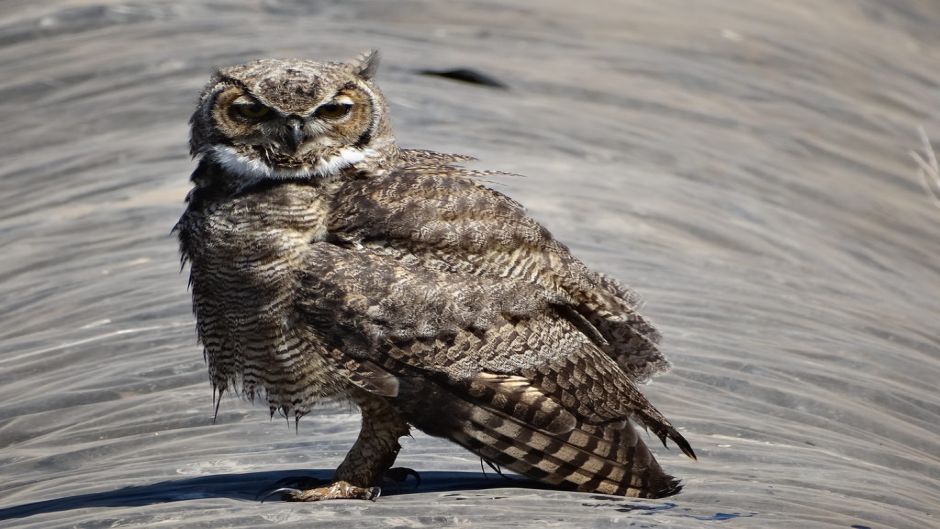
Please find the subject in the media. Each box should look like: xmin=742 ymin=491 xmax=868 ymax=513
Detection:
xmin=284 ymin=118 xmax=307 ymax=154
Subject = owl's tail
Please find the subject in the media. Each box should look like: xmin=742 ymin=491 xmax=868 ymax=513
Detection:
xmin=406 ymin=378 xmax=686 ymax=499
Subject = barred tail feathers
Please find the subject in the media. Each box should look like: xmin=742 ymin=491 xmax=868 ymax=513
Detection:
xmin=407 ymin=378 xmax=683 ymax=499
xmin=457 ymin=407 xmax=682 ymax=498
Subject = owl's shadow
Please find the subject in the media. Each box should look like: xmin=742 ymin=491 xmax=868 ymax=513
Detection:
xmin=0 ymin=469 xmax=545 ymax=521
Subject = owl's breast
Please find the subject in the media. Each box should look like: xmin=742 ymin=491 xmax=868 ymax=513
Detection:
xmin=183 ymin=183 xmax=332 ymax=287
xmin=178 ymin=182 xmax=340 ymax=346
xmin=177 ymin=182 xmax=345 ymax=409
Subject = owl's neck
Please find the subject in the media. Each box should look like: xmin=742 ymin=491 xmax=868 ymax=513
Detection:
xmin=192 ymin=141 xmax=400 ymax=196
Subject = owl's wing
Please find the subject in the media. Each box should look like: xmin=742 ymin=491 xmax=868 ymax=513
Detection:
xmin=328 ymin=167 xmax=669 ymax=383
xmin=298 ymin=242 xmax=693 ymax=497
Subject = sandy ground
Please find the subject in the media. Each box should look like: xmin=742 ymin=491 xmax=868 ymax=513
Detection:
xmin=1 ymin=1 xmax=938 ymax=527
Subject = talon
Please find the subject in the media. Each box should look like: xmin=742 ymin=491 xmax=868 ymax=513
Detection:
xmin=257 ymin=475 xmax=326 ymax=502
xmin=384 ymin=466 xmax=421 ymax=488
xmin=259 ymin=487 xmax=302 ymax=503
xmin=368 ymin=486 xmax=382 ymax=501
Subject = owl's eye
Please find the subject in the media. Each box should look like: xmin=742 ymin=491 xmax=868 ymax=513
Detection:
xmin=232 ymin=102 xmax=271 ymax=121
xmin=315 ymin=102 xmax=352 ymax=120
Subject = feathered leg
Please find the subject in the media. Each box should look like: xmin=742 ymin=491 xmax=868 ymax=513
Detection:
xmin=282 ymin=390 xmax=411 ymax=501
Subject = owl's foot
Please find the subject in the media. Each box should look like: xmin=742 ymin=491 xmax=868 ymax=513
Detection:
xmin=384 ymin=466 xmax=421 ymax=487
xmin=266 ymin=481 xmax=381 ymax=502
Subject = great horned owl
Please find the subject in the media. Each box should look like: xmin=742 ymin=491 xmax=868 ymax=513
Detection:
xmin=176 ymin=51 xmax=695 ymax=501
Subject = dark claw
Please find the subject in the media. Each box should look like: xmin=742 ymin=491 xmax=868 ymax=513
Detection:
xmin=257 ymin=476 xmax=325 ymax=502
xmin=259 ymin=487 xmax=302 ymax=503
xmin=384 ymin=466 xmax=421 ymax=488
xmin=368 ymin=486 xmax=382 ymax=501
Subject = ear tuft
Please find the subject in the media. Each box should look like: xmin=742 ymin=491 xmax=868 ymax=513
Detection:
xmin=349 ymin=49 xmax=380 ymax=80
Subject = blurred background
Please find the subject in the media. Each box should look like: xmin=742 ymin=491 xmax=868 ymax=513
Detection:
xmin=1 ymin=1 xmax=938 ymax=527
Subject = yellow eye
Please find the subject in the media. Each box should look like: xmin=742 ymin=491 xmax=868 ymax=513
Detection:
xmin=315 ymin=102 xmax=352 ymax=120
xmin=232 ymin=102 xmax=271 ymax=121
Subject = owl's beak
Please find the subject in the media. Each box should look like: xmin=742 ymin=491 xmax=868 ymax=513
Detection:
xmin=284 ymin=118 xmax=307 ymax=154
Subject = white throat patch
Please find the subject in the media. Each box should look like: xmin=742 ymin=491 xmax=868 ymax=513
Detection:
xmin=208 ymin=145 xmax=370 ymax=190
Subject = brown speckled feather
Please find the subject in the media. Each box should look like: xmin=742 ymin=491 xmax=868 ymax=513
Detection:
xmin=177 ymin=54 xmax=693 ymax=501
xmin=328 ymin=164 xmax=670 ymax=382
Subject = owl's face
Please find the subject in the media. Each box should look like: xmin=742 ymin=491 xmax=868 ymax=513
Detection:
xmin=190 ymin=51 xmax=395 ymax=190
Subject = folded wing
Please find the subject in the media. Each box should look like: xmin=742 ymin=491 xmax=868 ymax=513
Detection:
xmin=328 ymin=163 xmax=670 ymax=382
xmin=297 ymin=242 xmax=694 ymax=498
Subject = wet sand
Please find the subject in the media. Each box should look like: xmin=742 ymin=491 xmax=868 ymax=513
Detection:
xmin=1 ymin=1 xmax=938 ymax=527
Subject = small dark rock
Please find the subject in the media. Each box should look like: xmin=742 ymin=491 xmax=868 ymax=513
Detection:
xmin=417 ymin=68 xmax=509 ymax=89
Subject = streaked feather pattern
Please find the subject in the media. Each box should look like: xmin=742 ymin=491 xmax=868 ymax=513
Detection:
xmin=178 ymin=54 xmax=693 ymax=500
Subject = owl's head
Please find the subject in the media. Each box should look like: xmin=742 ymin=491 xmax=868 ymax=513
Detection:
xmin=190 ymin=50 xmax=396 ymax=190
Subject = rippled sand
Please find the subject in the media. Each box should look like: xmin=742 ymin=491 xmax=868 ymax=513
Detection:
xmin=1 ymin=1 xmax=938 ymax=527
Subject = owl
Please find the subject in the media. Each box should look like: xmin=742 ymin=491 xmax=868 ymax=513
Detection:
xmin=176 ymin=51 xmax=695 ymax=502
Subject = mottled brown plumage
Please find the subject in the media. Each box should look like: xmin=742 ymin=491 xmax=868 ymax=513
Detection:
xmin=176 ymin=50 xmax=695 ymax=501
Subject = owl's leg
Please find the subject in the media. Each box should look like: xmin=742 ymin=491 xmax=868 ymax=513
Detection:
xmin=282 ymin=391 xmax=410 ymax=502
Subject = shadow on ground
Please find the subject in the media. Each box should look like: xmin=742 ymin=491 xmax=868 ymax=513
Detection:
xmin=0 ymin=470 xmax=548 ymax=521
